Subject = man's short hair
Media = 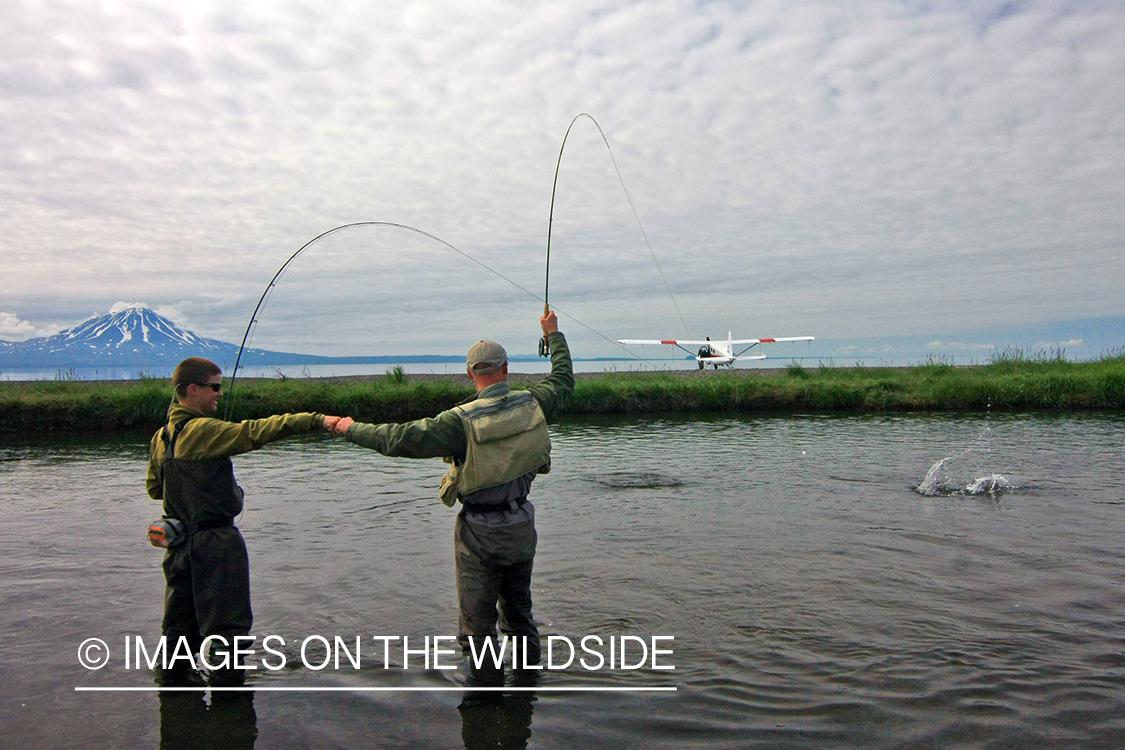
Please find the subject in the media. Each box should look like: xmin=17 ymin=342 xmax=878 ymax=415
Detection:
xmin=173 ymin=357 xmax=222 ymax=398
xmin=466 ymin=340 xmax=507 ymax=375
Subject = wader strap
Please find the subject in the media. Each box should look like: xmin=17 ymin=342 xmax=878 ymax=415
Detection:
xmin=161 ymin=418 xmax=197 ymax=460
xmin=182 ymin=517 xmax=235 ymax=536
xmin=460 ymin=497 xmax=527 ymax=514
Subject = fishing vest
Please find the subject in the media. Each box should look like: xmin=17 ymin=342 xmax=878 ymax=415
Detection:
xmin=157 ymin=419 xmax=245 ymax=523
xmin=439 ymin=390 xmax=551 ymax=507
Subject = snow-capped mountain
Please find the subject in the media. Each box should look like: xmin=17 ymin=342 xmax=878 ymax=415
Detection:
xmin=55 ymin=308 xmax=228 ymax=355
xmin=0 ymin=307 xmax=461 ymax=372
xmin=0 ymin=307 xmax=305 ymax=369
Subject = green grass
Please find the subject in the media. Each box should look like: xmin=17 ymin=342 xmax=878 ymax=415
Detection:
xmin=3 ymin=349 xmax=1124 ymax=434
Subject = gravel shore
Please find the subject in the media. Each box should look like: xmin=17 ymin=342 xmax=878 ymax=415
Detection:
xmin=318 ymin=367 xmax=789 ymax=386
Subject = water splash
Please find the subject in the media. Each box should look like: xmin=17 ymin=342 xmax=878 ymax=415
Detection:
xmin=965 ymin=474 xmax=1014 ymax=495
xmin=915 ymin=414 xmax=1015 ymax=497
xmin=916 ymin=458 xmax=1014 ymax=496
xmin=916 ymin=457 xmax=958 ymax=496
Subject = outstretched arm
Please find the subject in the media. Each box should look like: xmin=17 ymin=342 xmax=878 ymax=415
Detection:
xmin=331 ymin=411 xmax=467 ymax=459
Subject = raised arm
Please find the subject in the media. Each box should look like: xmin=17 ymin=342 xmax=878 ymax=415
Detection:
xmin=528 ymin=310 xmax=574 ymax=421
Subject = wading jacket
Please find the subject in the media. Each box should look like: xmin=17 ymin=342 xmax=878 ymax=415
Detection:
xmin=147 ymin=402 xmax=324 ymax=522
xmin=344 ymin=331 xmax=574 ymax=509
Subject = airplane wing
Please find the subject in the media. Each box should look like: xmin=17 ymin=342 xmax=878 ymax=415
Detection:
xmin=617 ymin=339 xmax=715 ymax=346
xmin=729 ymin=336 xmax=815 ymax=345
xmin=619 ymin=337 xmax=815 ymax=346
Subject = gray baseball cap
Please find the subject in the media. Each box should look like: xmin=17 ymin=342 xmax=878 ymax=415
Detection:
xmin=466 ymin=340 xmax=507 ymax=374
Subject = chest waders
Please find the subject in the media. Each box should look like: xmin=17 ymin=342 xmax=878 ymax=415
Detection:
xmin=157 ymin=419 xmax=244 ymax=525
xmin=442 ymin=391 xmax=550 ymax=669
xmin=155 ymin=418 xmax=253 ymax=682
xmin=150 ymin=420 xmax=241 ymax=547
xmin=439 ymin=390 xmax=552 ymax=509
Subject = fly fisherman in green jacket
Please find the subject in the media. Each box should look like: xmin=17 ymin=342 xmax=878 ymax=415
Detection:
xmin=147 ymin=356 xmax=341 ymax=686
xmin=332 ymin=311 xmax=573 ymax=682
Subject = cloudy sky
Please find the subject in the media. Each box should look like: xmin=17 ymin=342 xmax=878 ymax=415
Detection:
xmin=2 ymin=0 xmax=1122 ymax=361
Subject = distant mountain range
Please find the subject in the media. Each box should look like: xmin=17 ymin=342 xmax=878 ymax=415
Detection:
xmin=0 ymin=307 xmax=462 ymax=371
xmin=7 ymin=307 xmax=1119 ymax=375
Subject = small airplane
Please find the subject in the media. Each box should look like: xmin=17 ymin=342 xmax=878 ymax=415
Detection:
xmin=617 ymin=332 xmax=815 ymax=369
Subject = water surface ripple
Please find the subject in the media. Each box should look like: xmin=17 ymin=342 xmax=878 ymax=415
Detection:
xmin=1 ymin=413 xmax=1123 ymax=748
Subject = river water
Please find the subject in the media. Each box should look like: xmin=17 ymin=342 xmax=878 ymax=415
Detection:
xmin=2 ymin=412 xmax=1123 ymax=749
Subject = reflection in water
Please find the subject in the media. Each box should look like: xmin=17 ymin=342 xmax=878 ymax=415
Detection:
xmin=458 ymin=662 xmax=538 ymax=749
xmin=458 ymin=692 xmax=535 ymax=750
xmin=8 ymin=413 xmax=1125 ymax=748
xmin=459 ymin=669 xmax=538 ymax=750
xmin=158 ymin=690 xmax=258 ymax=749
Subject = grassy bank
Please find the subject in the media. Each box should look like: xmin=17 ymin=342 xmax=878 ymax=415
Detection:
xmin=2 ymin=353 xmax=1124 ymax=434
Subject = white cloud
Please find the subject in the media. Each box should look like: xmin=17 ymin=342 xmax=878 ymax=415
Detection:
xmin=2 ymin=0 xmax=1124 ymax=357
xmin=1033 ymin=338 xmax=1084 ymax=351
xmin=925 ymin=341 xmax=996 ymax=352
xmin=0 ymin=312 xmax=59 ymax=341
xmin=109 ymin=302 xmax=149 ymax=314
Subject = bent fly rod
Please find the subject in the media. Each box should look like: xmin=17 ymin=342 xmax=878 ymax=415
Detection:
xmin=223 ymin=222 xmax=541 ymax=419
xmin=223 ymin=116 xmax=680 ymax=418
xmin=539 ymin=113 xmax=691 ymax=357
xmin=221 ymin=221 xmax=651 ymax=420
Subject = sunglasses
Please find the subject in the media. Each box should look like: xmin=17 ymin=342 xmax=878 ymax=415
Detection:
xmin=193 ymin=382 xmax=223 ymax=393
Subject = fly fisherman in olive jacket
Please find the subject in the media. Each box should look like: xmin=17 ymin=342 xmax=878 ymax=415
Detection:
xmin=332 ymin=311 xmax=573 ymax=680
xmin=147 ymin=356 xmax=341 ymax=686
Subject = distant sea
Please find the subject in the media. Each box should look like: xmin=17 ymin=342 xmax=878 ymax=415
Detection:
xmin=0 ymin=357 xmax=848 ymax=381
xmin=0 ymin=359 xmax=688 ymax=381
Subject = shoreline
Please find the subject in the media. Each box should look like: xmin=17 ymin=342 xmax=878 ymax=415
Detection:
xmin=2 ymin=359 xmax=1121 ymax=434
xmin=307 ymin=367 xmax=792 ymax=385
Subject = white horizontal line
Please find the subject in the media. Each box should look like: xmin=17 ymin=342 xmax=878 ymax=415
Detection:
xmin=75 ymin=686 xmax=677 ymax=693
